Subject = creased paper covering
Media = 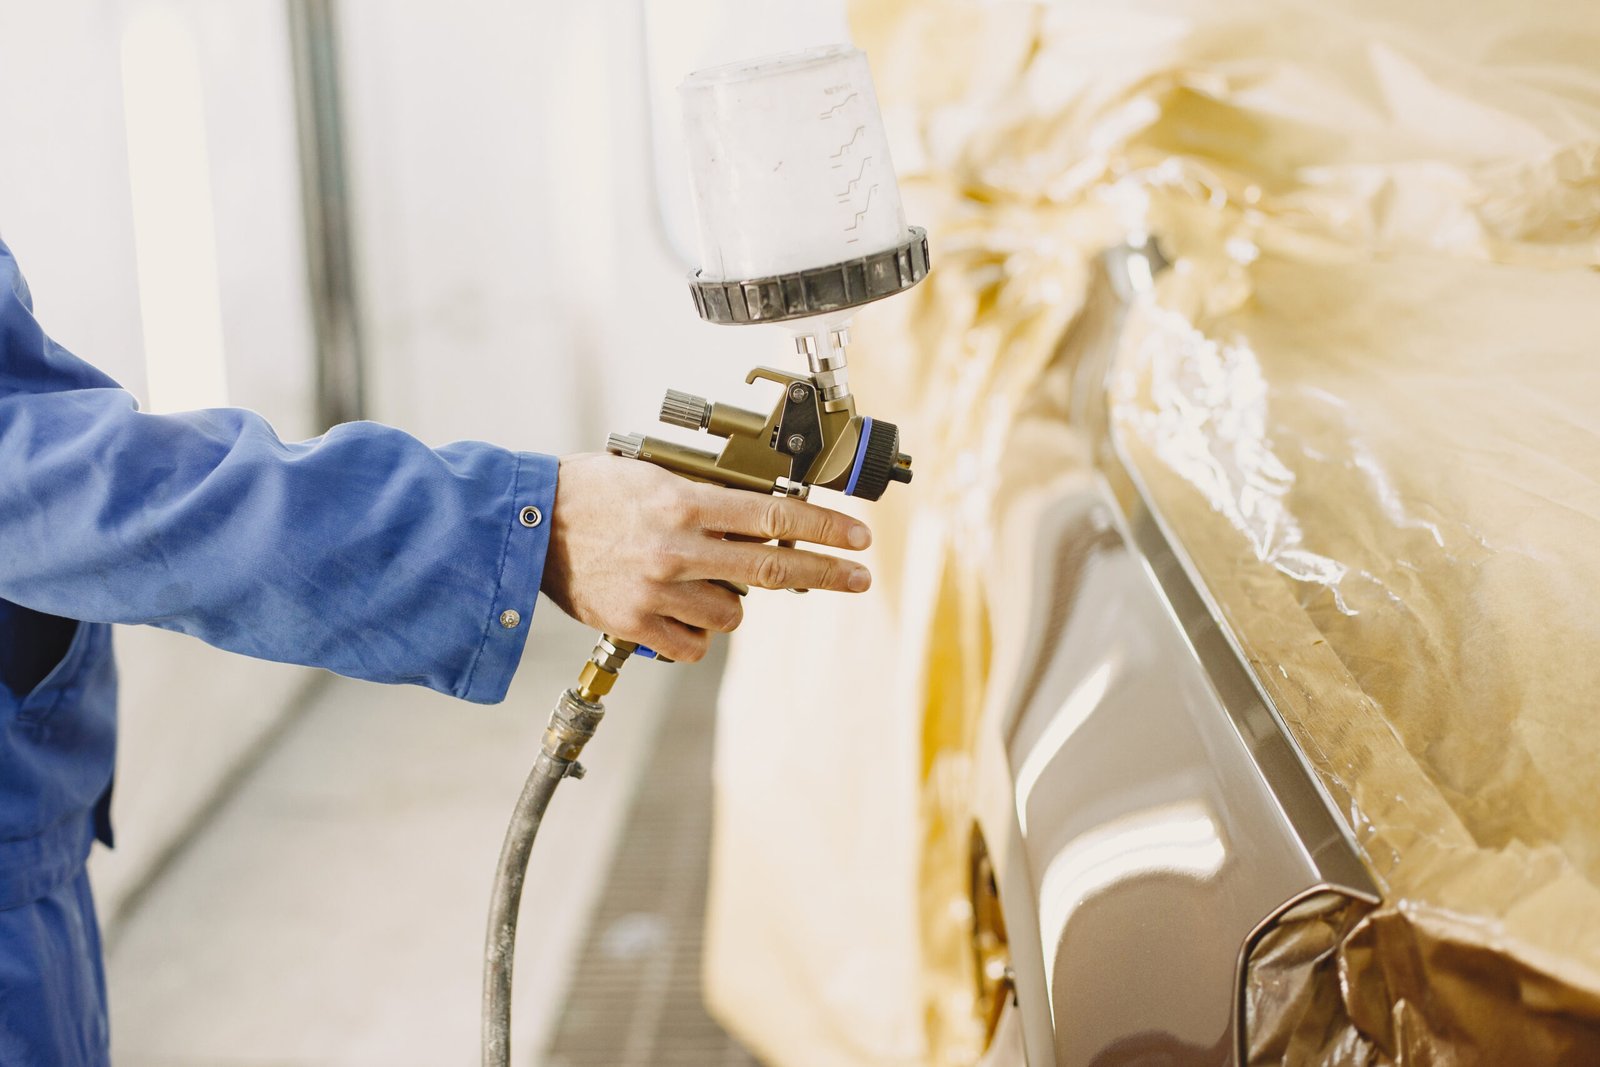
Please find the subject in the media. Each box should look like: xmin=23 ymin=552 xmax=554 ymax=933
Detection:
xmin=1114 ymin=240 xmax=1600 ymax=1064
xmin=704 ymin=1 xmax=1600 ymax=1063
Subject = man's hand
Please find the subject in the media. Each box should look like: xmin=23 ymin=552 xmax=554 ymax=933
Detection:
xmin=539 ymin=453 xmax=874 ymax=662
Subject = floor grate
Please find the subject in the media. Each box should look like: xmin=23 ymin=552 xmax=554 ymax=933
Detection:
xmin=541 ymin=651 xmax=764 ymax=1067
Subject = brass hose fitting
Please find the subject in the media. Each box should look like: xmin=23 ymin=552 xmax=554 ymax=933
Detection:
xmin=575 ymin=635 xmax=638 ymax=703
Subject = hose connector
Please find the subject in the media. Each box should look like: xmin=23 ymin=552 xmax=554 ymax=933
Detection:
xmin=574 ymin=634 xmax=638 ymax=703
xmin=534 ymin=689 xmax=606 ymax=781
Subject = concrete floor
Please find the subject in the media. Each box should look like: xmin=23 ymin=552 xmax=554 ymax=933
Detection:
xmin=104 ymin=610 xmax=680 ymax=1067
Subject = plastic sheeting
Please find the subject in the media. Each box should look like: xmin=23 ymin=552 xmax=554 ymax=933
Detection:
xmin=1114 ymin=240 xmax=1600 ymax=1064
xmin=704 ymin=0 xmax=1600 ymax=1063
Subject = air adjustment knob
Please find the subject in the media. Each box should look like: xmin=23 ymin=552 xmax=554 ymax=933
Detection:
xmin=846 ymin=418 xmax=913 ymax=501
xmin=659 ymin=389 xmax=712 ymax=431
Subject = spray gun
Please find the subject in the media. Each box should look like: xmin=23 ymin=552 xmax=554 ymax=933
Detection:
xmin=481 ymin=46 xmax=927 ymax=1066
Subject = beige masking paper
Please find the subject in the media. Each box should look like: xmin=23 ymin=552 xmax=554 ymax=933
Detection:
xmin=705 ymin=1 xmax=1600 ymax=1063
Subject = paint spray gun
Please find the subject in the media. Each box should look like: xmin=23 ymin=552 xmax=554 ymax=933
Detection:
xmin=481 ymin=46 xmax=928 ymax=1066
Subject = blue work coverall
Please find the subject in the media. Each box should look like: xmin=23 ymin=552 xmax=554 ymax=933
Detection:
xmin=0 ymin=237 xmax=558 ymax=1065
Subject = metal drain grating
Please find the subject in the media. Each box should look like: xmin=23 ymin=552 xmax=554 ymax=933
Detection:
xmin=541 ymin=650 xmax=764 ymax=1067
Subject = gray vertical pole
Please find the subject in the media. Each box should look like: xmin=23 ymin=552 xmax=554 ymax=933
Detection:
xmin=287 ymin=0 xmax=366 ymax=430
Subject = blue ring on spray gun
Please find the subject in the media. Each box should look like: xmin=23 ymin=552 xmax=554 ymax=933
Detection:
xmin=844 ymin=417 xmax=874 ymax=498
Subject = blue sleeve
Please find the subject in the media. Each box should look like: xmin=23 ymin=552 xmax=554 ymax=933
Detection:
xmin=0 ymin=241 xmax=556 ymax=705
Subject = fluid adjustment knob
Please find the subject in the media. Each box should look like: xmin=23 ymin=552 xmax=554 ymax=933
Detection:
xmin=660 ymin=389 xmax=711 ymax=431
xmin=846 ymin=418 xmax=913 ymax=501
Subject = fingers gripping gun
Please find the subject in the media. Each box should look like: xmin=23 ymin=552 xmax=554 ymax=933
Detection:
xmin=482 ymin=46 xmax=926 ymax=1066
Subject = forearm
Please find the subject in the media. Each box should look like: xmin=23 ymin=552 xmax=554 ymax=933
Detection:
xmin=0 ymin=388 xmax=556 ymax=703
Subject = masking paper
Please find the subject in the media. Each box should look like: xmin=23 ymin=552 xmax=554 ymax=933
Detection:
xmin=705 ymin=1 xmax=1600 ymax=1063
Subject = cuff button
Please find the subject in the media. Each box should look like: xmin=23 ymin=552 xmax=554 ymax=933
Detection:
xmin=519 ymin=505 xmax=543 ymax=528
xmin=499 ymin=609 xmax=522 ymax=629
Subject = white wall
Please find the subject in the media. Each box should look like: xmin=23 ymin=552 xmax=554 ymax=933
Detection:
xmin=0 ymin=0 xmax=319 ymax=926
xmin=0 ymin=3 xmax=147 ymax=393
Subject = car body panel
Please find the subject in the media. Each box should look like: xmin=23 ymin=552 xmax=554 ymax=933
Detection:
xmin=979 ymin=247 xmax=1377 ymax=1066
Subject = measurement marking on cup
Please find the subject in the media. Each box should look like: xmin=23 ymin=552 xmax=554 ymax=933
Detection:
xmin=829 ymin=126 xmax=866 ymax=162
xmin=844 ymin=185 xmax=878 ymax=231
xmin=836 ymin=158 xmax=871 ymax=201
xmin=818 ymin=93 xmax=858 ymax=119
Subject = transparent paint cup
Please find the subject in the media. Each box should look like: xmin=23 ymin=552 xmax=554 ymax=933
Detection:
xmin=679 ymin=45 xmax=909 ymax=283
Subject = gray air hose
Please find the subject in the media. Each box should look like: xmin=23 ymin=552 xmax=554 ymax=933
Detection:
xmin=481 ymin=688 xmax=606 ymax=1067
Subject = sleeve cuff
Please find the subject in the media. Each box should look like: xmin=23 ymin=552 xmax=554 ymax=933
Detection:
xmin=457 ymin=451 xmax=560 ymax=704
